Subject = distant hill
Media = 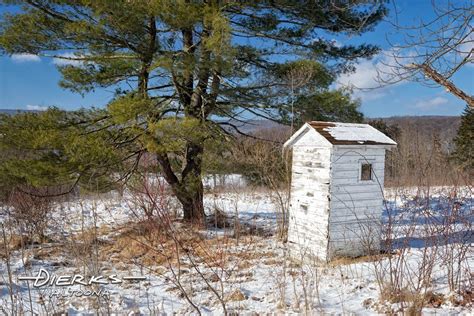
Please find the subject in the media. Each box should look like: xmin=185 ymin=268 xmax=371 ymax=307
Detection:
xmin=380 ymin=116 xmax=461 ymax=143
xmin=233 ymin=116 xmax=462 ymax=151
xmin=228 ymin=115 xmax=461 ymax=137
xmin=0 ymin=109 xmax=461 ymax=144
xmin=0 ymin=109 xmax=39 ymax=115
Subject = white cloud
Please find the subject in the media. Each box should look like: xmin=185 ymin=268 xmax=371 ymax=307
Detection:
xmin=26 ymin=105 xmax=48 ymax=111
xmin=458 ymin=33 xmax=474 ymax=68
xmin=11 ymin=53 xmax=41 ymax=63
xmin=414 ymin=97 xmax=449 ymax=110
xmin=52 ymin=52 xmax=85 ymax=66
xmin=335 ymin=50 xmax=410 ymax=102
xmin=337 ymin=59 xmax=381 ymax=91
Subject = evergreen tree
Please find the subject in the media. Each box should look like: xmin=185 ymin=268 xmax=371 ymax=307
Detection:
xmin=367 ymin=119 xmax=401 ymax=141
xmin=0 ymin=0 xmax=387 ymax=223
xmin=452 ymin=106 xmax=473 ymax=171
xmin=0 ymin=108 xmax=128 ymax=193
xmin=292 ymin=90 xmax=364 ymax=126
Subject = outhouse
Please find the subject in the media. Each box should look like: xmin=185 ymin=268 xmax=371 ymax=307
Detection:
xmin=283 ymin=121 xmax=397 ymax=262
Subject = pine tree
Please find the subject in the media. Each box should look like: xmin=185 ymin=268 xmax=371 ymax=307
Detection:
xmin=367 ymin=119 xmax=401 ymax=141
xmin=0 ymin=108 xmax=126 ymax=193
xmin=293 ymin=90 xmax=364 ymax=125
xmin=0 ymin=1 xmax=387 ymax=224
xmin=452 ymin=106 xmax=473 ymax=171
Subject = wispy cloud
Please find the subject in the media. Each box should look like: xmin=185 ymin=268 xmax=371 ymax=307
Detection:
xmin=11 ymin=53 xmax=41 ymax=63
xmin=337 ymin=59 xmax=382 ymax=91
xmin=414 ymin=96 xmax=449 ymax=110
xmin=335 ymin=49 xmax=409 ymax=102
xmin=459 ymin=33 xmax=473 ymax=68
xmin=26 ymin=105 xmax=48 ymax=111
xmin=52 ymin=52 xmax=85 ymax=66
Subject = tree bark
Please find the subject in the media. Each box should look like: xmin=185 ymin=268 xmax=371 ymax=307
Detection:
xmin=418 ymin=63 xmax=474 ymax=108
xmin=139 ymin=17 xmax=205 ymax=225
xmin=178 ymin=183 xmax=205 ymax=224
xmin=179 ymin=141 xmax=205 ymax=224
xmin=152 ymin=21 xmax=212 ymax=225
xmin=156 ymin=143 xmax=206 ymax=225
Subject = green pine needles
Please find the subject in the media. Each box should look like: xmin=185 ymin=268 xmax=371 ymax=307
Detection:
xmin=0 ymin=0 xmax=388 ymax=222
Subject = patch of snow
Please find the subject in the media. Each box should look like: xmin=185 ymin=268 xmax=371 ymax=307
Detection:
xmin=0 ymin=186 xmax=472 ymax=314
xmin=324 ymin=122 xmax=397 ymax=144
xmin=203 ymin=174 xmax=247 ymax=189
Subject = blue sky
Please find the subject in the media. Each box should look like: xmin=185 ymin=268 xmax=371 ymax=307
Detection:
xmin=0 ymin=1 xmax=472 ymax=117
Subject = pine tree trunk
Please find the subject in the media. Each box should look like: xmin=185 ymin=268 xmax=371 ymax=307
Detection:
xmin=179 ymin=142 xmax=206 ymax=224
xmin=157 ymin=142 xmax=206 ymax=225
xmin=178 ymin=181 xmax=205 ymax=224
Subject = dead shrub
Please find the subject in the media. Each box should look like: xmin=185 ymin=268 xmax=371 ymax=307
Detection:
xmin=0 ymin=233 xmax=32 ymax=258
xmin=8 ymin=189 xmax=54 ymax=242
xmin=230 ymin=129 xmax=292 ymax=240
xmin=371 ymin=185 xmax=472 ymax=314
xmin=207 ymin=206 xmax=234 ymax=229
xmin=381 ymin=286 xmax=446 ymax=313
xmin=126 ymin=173 xmax=177 ymax=221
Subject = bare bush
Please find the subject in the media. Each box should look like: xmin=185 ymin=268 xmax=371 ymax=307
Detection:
xmin=231 ymin=128 xmax=292 ymax=240
xmin=119 ymin=172 xmax=268 ymax=315
xmin=371 ymin=184 xmax=472 ymax=313
xmin=8 ymin=189 xmax=54 ymax=243
xmin=127 ymin=173 xmax=177 ymax=221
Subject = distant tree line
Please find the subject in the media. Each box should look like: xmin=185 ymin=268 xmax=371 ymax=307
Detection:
xmin=228 ymin=111 xmax=472 ymax=188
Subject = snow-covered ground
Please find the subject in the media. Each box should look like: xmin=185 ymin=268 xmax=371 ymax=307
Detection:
xmin=0 ymin=186 xmax=472 ymax=315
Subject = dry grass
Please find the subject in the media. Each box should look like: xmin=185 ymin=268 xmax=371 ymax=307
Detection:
xmin=227 ymin=289 xmax=247 ymax=302
xmin=329 ymin=253 xmax=391 ymax=267
xmin=447 ymin=289 xmax=473 ymax=307
xmin=380 ymin=286 xmax=448 ymax=312
xmin=262 ymin=258 xmax=283 ymax=266
xmin=31 ymin=243 xmax=66 ymax=262
xmin=97 ymin=220 xmax=272 ymax=269
xmin=0 ymin=234 xmax=31 ymax=257
xmin=230 ymin=249 xmax=276 ymax=261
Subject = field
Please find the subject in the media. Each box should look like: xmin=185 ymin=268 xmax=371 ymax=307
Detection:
xmin=0 ymin=176 xmax=472 ymax=315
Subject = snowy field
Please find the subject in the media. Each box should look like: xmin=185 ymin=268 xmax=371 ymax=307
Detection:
xmin=0 ymin=183 xmax=472 ymax=315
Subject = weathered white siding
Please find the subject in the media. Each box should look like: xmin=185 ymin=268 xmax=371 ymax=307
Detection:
xmin=285 ymin=122 xmax=395 ymax=262
xmin=327 ymin=145 xmax=386 ymax=259
xmin=287 ymin=129 xmax=332 ymax=261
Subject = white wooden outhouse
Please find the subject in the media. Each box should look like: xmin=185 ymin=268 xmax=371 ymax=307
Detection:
xmin=283 ymin=121 xmax=397 ymax=262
